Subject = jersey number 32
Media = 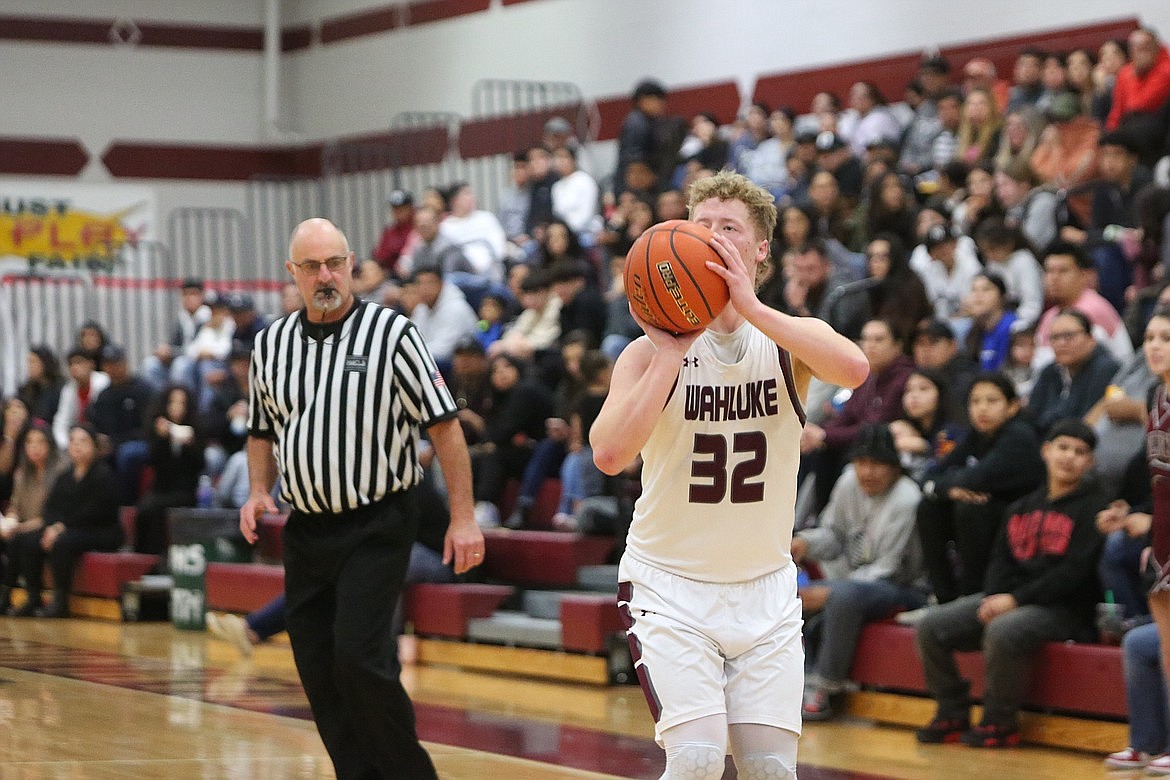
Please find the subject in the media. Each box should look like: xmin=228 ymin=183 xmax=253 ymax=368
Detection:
xmin=690 ymin=431 xmax=766 ymax=504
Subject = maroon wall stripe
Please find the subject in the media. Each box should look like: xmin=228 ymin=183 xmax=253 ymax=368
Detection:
xmin=0 ymin=14 xmax=264 ymax=50
xmin=0 ymin=137 xmax=89 ymax=176
xmin=101 ymin=144 xmax=304 ymax=180
xmin=319 ymin=0 xmax=489 ymax=45
xmin=753 ymin=17 xmax=1139 ymax=114
xmin=319 ymin=6 xmax=400 ymax=44
xmin=281 ymin=24 xmax=312 ymax=52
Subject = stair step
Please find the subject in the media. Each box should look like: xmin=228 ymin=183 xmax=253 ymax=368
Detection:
xmin=576 ymin=564 xmax=618 ymax=592
xmin=522 ymin=589 xmax=583 ymax=620
xmin=466 ymin=611 xmax=562 ymax=649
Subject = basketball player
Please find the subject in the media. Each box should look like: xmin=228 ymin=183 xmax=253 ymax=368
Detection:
xmin=592 ymin=171 xmax=869 ymax=779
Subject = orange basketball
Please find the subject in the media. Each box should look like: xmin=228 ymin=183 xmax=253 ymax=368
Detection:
xmin=624 ymin=220 xmax=729 ymax=333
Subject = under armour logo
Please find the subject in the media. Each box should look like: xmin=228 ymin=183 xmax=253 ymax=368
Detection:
xmin=682 ymin=356 xmax=700 ymax=368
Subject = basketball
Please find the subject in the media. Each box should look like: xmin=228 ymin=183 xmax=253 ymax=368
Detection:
xmin=624 ymin=220 xmax=729 ymax=333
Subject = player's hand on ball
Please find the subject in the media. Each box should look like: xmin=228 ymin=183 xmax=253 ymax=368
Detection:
xmin=706 ymin=231 xmax=757 ymax=315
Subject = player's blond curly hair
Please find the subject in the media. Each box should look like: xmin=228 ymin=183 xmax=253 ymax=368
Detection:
xmin=685 ymin=171 xmax=777 ymax=286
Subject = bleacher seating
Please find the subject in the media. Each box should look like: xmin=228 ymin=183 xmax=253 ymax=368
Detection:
xmin=480 ymin=528 xmax=614 ymax=587
xmin=848 ymin=620 xmax=1126 ymax=719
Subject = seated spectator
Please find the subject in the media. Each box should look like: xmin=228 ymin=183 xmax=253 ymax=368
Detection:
xmin=972 ymin=218 xmax=1044 ymax=329
xmin=1003 ymin=324 xmax=1039 ymax=399
xmin=406 ymin=266 xmax=479 ymax=372
xmin=447 ymin=337 xmax=493 ymax=448
xmin=551 ymin=146 xmax=601 ymax=241
xmin=1105 ymin=28 xmax=1170 ymax=164
xmin=1058 ymin=131 xmax=1154 ymax=313
xmin=1092 ymin=38 xmax=1129 ymax=124
xmin=16 ymin=346 xmax=64 ymax=426
xmin=439 ymin=182 xmax=507 ymax=283
xmin=1095 ymin=450 xmax=1153 ymax=622
xmin=498 ymin=151 xmax=536 ymax=261
xmin=889 ymin=368 xmax=964 ymax=484
xmin=0 ymin=397 xmax=31 ymax=505
xmin=469 ymin=354 xmax=554 ymax=528
xmin=914 ymin=418 xmax=1105 ymax=748
xmin=142 ymin=278 xmax=209 ymax=392
xmin=841 ymin=81 xmax=903 ymax=160
xmin=804 ymin=168 xmax=857 ymax=243
xmin=992 ymin=107 xmax=1045 ymax=173
xmin=950 ymin=162 xmax=1003 ymax=238
xmin=778 ymin=238 xmax=854 ymax=320
xmin=72 ymin=320 xmax=109 ymax=371
xmin=370 ymin=189 xmax=418 ymax=278
xmin=956 ymin=88 xmax=1002 ymax=166
xmin=742 ymin=108 xmax=794 ymax=198
xmin=1103 ymin=623 xmax=1170 ymax=772
xmin=911 ymin=318 xmax=977 ymax=416
xmin=801 ymin=317 xmax=914 ymax=514
xmin=910 ymin=221 xmax=982 ymax=337
xmin=962 ymin=57 xmax=1011 ymax=112
xmin=794 ymin=424 xmax=928 ymax=721
xmin=549 ymin=350 xmax=613 ymax=531
xmin=1034 ymin=241 xmax=1134 ymax=369
xmin=134 ymin=385 xmax=205 ymax=556
xmin=489 ymin=268 xmax=561 ymax=362
xmin=549 ymin=259 xmax=607 ymax=348
xmin=858 ymin=171 xmax=919 ymax=251
xmin=1029 ymin=94 xmax=1100 ymax=189
xmin=995 ymin=159 xmax=1059 ymax=254
xmin=0 ymin=422 xmax=60 ymax=614
xmin=475 ymin=292 xmax=509 ymax=352
xmin=85 ymin=344 xmax=156 ymax=505
xmin=503 ymin=331 xmax=592 ymax=530
xmin=173 ymin=292 xmax=235 ymax=414
xmin=600 ymin=252 xmax=642 ymax=361
xmin=8 ymin=423 xmax=122 ymax=618
xmin=826 ymin=233 xmax=932 ymax=342
xmin=962 ymin=272 xmax=1018 ymax=372
xmin=1024 ymin=309 xmax=1119 ymax=434
xmin=812 ymin=133 xmax=864 ymax=205
xmin=403 ymin=205 xmax=471 ymax=279
xmin=200 ymin=345 xmax=252 ymax=473
xmin=1085 ymin=349 xmax=1156 ymax=499
xmin=52 ymin=348 xmax=110 ymax=450
xmin=536 ymin=219 xmax=598 ymax=287
xmin=916 ymin=372 xmax=1045 ymax=604
xmin=227 ymin=294 xmax=270 ymax=354
xmin=1007 ymin=47 xmax=1046 ymax=112
xmin=674 ymin=112 xmax=730 ymax=188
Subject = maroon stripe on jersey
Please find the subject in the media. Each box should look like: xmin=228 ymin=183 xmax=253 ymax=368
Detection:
xmin=618 ymin=579 xmax=663 ymax=723
xmin=777 ymin=346 xmax=806 ymax=426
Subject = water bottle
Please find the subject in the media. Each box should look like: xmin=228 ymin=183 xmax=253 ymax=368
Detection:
xmin=196 ymin=475 xmax=214 ymax=509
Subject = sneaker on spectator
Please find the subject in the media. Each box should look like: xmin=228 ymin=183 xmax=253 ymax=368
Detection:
xmin=551 ymin=512 xmax=579 ymax=532
xmin=206 ymin=612 xmax=254 ymax=658
xmin=895 ymin=606 xmax=932 ymax=626
xmin=474 ymin=501 xmax=500 ymax=529
xmin=915 ymin=716 xmax=970 ymax=744
xmin=1149 ymin=754 xmax=1170 ymax=775
xmin=959 ymin=722 xmax=1020 ymax=748
xmin=1104 ymin=747 xmax=1153 ymax=769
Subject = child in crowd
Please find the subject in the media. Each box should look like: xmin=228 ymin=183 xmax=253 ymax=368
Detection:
xmin=889 ymin=368 xmax=964 ymax=485
xmin=551 ymin=350 xmax=613 ymax=531
xmin=915 ymin=372 xmax=1045 ymax=605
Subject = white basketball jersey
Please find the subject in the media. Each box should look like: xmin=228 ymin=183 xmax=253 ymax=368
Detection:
xmin=626 ymin=321 xmax=806 ymax=583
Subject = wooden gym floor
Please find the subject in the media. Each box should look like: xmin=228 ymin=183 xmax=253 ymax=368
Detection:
xmin=0 ymin=616 xmax=1124 ymax=779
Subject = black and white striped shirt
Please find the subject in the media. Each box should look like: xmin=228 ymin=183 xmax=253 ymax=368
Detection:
xmin=248 ymin=299 xmax=458 ymax=515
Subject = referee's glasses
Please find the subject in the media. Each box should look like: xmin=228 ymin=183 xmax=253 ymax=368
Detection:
xmin=292 ymin=255 xmax=348 ymax=275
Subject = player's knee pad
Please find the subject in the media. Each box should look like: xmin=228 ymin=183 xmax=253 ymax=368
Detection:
xmin=737 ymin=752 xmax=796 ymax=780
xmin=661 ymin=741 xmax=725 ymax=780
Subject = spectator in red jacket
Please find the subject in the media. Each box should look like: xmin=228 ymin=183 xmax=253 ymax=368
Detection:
xmin=1105 ymin=28 xmax=1170 ymax=163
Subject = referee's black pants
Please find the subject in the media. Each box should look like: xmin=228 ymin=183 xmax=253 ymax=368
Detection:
xmin=283 ymin=489 xmax=437 ymax=780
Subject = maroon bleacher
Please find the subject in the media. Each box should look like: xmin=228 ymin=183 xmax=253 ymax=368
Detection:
xmin=204 ymin=562 xmax=284 ymax=613
xmin=480 ymin=528 xmax=614 ymax=587
xmin=404 ymin=583 xmax=515 ymax=639
xmin=559 ymin=592 xmax=622 ymax=654
xmin=848 ymin=620 xmax=1126 ymax=719
xmin=72 ymin=552 xmax=161 ymax=600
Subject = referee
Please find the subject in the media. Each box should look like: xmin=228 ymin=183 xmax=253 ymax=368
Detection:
xmin=240 ymin=218 xmax=483 ymax=779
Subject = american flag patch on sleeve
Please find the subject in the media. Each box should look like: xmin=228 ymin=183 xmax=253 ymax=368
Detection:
xmin=431 ymin=369 xmax=447 ymax=389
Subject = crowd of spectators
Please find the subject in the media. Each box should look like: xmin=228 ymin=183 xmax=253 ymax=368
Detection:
xmin=2 ymin=22 xmax=1170 ymax=759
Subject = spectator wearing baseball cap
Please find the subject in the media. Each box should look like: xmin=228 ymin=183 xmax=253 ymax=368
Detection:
xmin=86 ymin=343 xmax=157 ymax=504
xmin=793 ymin=421 xmax=927 ymax=721
xmin=371 ymin=189 xmax=419 ymax=278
